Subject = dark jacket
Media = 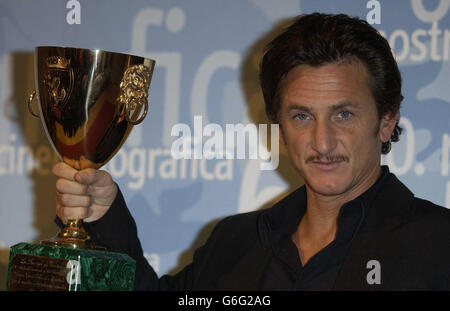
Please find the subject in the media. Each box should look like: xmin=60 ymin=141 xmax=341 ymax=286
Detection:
xmin=81 ymin=170 xmax=450 ymax=290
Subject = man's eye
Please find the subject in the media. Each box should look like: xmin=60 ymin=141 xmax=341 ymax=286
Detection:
xmin=337 ymin=110 xmax=353 ymax=119
xmin=293 ymin=113 xmax=310 ymax=120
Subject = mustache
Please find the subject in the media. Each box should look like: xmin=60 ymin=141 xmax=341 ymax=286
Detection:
xmin=306 ymin=155 xmax=349 ymax=163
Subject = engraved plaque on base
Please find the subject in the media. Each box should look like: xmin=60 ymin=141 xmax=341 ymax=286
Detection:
xmin=7 ymin=243 xmax=135 ymax=291
xmin=9 ymin=254 xmax=71 ymax=290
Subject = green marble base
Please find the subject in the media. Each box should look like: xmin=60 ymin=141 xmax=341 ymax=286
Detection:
xmin=7 ymin=242 xmax=135 ymax=291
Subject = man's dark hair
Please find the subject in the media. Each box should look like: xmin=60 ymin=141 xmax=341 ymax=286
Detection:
xmin=260 ymin=13 xmax=403 ymax=154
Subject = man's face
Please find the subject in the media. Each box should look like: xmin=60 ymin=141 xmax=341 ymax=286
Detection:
xmin=279 ymin=61 xmax=396 ymax=200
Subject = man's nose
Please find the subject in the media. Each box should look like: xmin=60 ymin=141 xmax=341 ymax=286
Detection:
xmin=311 ymin=119 xmax=337 ymax=155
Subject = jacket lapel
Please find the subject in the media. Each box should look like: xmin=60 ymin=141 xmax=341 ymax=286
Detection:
xmin=334 ymin=173 xmax=414 ymax=290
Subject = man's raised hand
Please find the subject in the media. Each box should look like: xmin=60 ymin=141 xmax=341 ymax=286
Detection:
xmin=52 ymin=162 xmax=117 ymax=224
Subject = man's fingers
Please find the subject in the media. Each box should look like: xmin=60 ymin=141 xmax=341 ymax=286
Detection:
xmin=52 ymin=162 xmax=115 ymax=223
xmin=52 ymin=162 xmax=78 ymax=181
xmin=56 ymin=202 xmax=93 ymax=223
xmin=56 ymin=178 xmax=89 ymax=195
xmin=89 ymin=183 xmax=118 ymax=206
xmin=57 ymin=192 xmax=91 ymax=207
xmin=74 ymin=168 xmax=113 ymax=187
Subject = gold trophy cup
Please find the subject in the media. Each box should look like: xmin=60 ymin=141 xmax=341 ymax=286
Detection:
xmin=7 ymin=46 xmax=155 ymax=290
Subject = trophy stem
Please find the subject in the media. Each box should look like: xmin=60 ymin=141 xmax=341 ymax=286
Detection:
xmin=42 ymin=219 xmax=105 ymax=250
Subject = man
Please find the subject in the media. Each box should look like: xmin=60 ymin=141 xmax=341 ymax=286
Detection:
xmin=52 ymin=13 xmax=450 ymax=290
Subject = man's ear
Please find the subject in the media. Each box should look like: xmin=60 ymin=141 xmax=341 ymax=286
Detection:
xmin=379 ymin=110 xmax=399 ymax=143
xmin=279 ymin=123 xmax=287 ymax=146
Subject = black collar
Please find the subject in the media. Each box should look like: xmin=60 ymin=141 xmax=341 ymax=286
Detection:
xmin=258 ymin=166 xmax=400 ymax=253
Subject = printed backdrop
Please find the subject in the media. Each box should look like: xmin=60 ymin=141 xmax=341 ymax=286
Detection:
xmin=0 ymin=0 xmax=449 ymax=286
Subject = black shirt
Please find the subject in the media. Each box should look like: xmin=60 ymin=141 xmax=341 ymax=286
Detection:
xmin=258 ymin=167 xmax=389 ymax=290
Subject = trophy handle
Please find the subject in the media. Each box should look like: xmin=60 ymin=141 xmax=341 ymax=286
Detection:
xmin=27 ymin=90 xmax=40 ymax=118
xmin=124 ymin=98 xmax=148 ymax=125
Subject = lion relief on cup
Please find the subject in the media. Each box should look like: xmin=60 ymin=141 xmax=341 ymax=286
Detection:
xmin=118 ymin=64 xmax=152 ymax=124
